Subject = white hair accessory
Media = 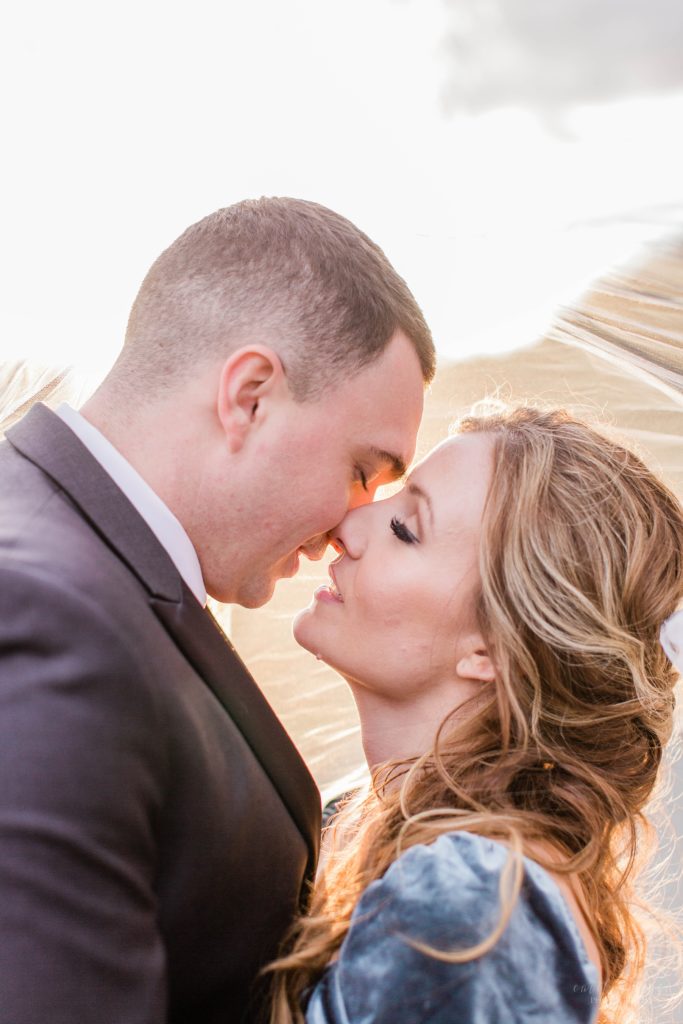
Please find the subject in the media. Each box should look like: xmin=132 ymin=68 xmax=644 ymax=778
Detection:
xmin=660 ymin=610 xmax=683 ymax=674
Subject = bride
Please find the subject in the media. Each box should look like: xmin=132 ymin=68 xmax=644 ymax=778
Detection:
xmin=268 ymin=405 xmax=683 ymax=1024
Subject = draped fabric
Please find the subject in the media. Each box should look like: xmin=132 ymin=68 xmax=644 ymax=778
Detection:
xmin=549 ymin=234 xmax=683 ymax=398
xmin=0 ymin=363 xmax=92 ymax=436
xmin=2 ymin=233 xmax=682 ymax=434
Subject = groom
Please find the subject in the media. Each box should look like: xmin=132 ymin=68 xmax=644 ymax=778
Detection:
xmin=0 ymin=198 xmax=434 ymax=1023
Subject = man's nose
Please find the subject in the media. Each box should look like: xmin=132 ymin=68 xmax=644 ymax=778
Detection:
xmin=300 ymin=496 xmax=373 ymax=562
xmin=299 ymin=535 xmax=331 ymax=561
xmin=349 ymin=477 xmax=382 ymax=511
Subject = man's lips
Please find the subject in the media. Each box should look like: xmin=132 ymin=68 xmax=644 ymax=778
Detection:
xmin=281 ymin=551 xmax=301 ymax=578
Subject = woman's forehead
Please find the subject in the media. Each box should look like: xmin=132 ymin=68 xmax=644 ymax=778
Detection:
xmin=411 ymin=432 xmax=494 ymax=479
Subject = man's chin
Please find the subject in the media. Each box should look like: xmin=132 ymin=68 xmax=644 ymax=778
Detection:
xmin=206 ymin=553 xmax=301 ymax=609
xmin=239 ymin=576 xmax=279 ymax=609
xmin=205 ymin=578 xmax=274 ymax=610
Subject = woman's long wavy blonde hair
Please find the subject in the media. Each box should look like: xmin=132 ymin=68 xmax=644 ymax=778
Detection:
xmin=267 ymin=406 xmax=683 ymax=1024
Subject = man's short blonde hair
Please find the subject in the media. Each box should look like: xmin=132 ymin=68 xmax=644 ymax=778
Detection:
xmin=118 ymin=197 xmax=435 ymax=400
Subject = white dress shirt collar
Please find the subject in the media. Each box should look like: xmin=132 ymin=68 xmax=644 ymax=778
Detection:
xmin=55 ymin=403 xmax=207 ymax=607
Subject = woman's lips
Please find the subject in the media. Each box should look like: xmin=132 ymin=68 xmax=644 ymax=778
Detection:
xmin=314 ymin=564 xmax=344 ymax=604
xmin=329 ymin=564 xmax=344 ymax=600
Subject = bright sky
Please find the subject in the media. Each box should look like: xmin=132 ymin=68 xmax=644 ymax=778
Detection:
xmin=2 ymin=0 xmax=682 ymax=376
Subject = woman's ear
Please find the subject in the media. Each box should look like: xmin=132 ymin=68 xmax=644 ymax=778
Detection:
xmin=216 ymin=345 xmax=286 ymax=452
xmin=456 ymin=642 xmax=496 ymax=684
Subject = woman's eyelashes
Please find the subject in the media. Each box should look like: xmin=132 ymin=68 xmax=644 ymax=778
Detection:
xmin=390 ymin=516 xmax=418 ymax=544
xmin=355 ymin=467 xmax=369 ymax=492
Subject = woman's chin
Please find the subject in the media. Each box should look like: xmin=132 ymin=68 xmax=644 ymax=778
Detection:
xmin=292 ymin=604 xmax=317 ymax=652
xmin=293 ymin=606 xmax=339 ymax=672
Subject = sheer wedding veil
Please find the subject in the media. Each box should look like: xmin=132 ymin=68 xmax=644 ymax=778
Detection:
xmin=1 ymin=231 xmax=681 ymax=432
xmin=552 ymin=229 xmax=683 ymax=673
xmin=548 ymin=231 xmax=683 ymax=400
xmin=0 ymin=362 xmax=94 ymax=437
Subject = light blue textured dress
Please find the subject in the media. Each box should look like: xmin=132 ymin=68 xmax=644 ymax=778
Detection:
xmin=305 ymin=831 xmax=600 ymax=1023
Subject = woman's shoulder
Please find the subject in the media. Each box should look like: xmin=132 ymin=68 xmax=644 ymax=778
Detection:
xmin=378 ymin=829 xmax=513 ymax=890
xmin=307 ymin=832 xmax=600 ymax=1022
xmin=356 ymin=830 xmax=514 ymax=932
xmin=366 ymin=830 xmax=596 ymax=965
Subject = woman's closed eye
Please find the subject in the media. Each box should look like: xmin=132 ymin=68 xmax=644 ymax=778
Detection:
xmin=390 ymin=516 xmax=418 ymax=544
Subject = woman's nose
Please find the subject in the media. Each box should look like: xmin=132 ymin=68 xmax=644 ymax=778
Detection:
xmin=332 ymin=502 xmax=371 ymax=560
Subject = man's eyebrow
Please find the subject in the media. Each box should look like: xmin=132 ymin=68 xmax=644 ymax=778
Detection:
xmin=407 ymin=482 xmax=434 ymax=528
xmin=370 ymin=447 xmax=407 ymax=480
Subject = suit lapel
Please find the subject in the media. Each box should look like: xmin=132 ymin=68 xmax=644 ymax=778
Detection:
xmin=6 ymin=403 xmax=182 ymax=600
xmin=151 ymin=588 xmax=321 ymax=878
xmin=6 ymin=403 xmax=321 ymax=877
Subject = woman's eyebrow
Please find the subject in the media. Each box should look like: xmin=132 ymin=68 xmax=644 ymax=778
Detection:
xmin=407 ymin=482 xmax=434 ymax=529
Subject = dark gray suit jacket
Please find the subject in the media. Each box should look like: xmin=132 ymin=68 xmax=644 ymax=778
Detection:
xmin=0 ymin=404 xmax=321 ymax=1023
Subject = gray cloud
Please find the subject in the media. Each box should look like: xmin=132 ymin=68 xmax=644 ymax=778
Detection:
xmin=440 ymin=0 xmax=683 ymax=116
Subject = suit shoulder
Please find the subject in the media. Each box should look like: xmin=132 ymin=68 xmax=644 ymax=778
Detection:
xmin=0 ymin=561 xmax=131 ymax=635
xmin=0 ymin=476 xmax=157 ymax=644
xmin=0 ymin=439 xmax=61 ymax=546
xmin=0 ymin=562 xmax=162 ymax=712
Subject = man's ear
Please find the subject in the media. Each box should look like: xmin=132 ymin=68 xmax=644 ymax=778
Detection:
xmin=456 ymin=640 xmax=496 ymax=684
xmin=216 ymin=346 xmax=286 ymax=453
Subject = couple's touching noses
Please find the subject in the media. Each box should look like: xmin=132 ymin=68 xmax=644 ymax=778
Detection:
xmin=1 ymin=198 xmax=682 ymax=1024
xmin=84 ymin=325 xmax=426 ymax=612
